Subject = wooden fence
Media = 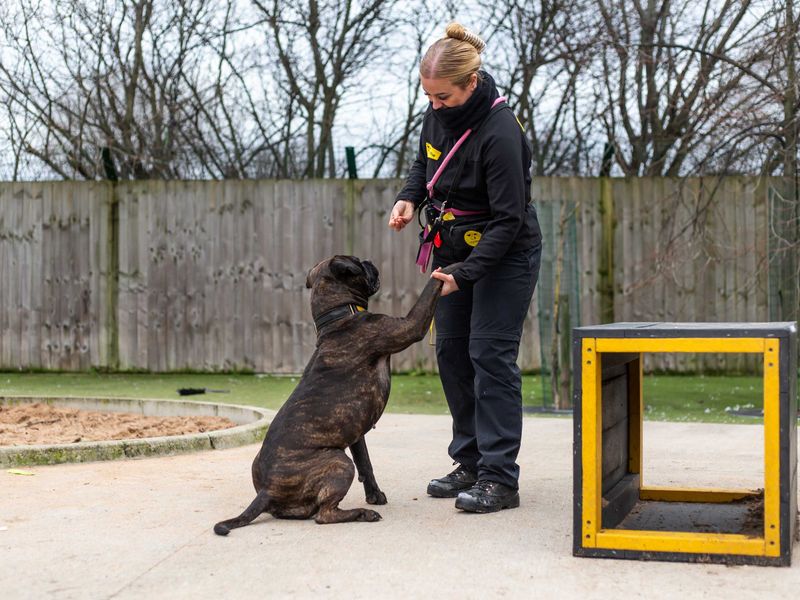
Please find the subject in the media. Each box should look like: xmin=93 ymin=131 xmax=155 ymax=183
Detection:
xmin=534 ymin=176 xmax=775 ymax=372
xmin=0 ymin=177 xmax=782 ymax=373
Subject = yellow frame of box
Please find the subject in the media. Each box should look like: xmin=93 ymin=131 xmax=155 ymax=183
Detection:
xmin=580 ymin=337 xmax=781 ymax=557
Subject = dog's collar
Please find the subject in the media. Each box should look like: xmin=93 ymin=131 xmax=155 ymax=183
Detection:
xmin=313 ymin=303 xmax=366 ymax=333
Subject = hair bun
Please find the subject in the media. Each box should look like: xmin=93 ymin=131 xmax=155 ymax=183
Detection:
xmin=445 ymin=22 xmax=485 ymax=54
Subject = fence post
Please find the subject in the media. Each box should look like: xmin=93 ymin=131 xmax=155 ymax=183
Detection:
xmin=598 ymin=142 xmax=616 ymax=323
xmin=344 ymin=180 xmax=356 ymax=255
xmin=105 ymin=181 xmax=120 ymax=370
xmin=598 ymin=177 xmax=615 ymax=323
xmin=345 ymin=146 xmax=358 ymax=180
xmin=100 ymin=147 xmax=121 ymax=370
xmin=344 ymin=147 xmax=358 ymax=254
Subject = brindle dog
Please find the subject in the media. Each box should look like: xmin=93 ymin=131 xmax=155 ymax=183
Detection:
xmin=214 ymin=255 xmax=459 ymax=534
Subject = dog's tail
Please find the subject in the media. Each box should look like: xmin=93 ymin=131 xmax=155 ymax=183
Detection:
xmin=214 ymin=489 xmax=270 ymax=536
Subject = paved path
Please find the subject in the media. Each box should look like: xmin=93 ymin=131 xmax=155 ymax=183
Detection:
xmin=1 ymin=414 xmax=798 ymax=599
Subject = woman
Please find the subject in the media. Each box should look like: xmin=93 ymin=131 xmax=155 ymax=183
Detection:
xmin=388 ymin=23 xmax=542 ymax=513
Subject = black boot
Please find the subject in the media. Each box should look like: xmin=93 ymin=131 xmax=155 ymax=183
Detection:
xmin=454 ymin=480 xmax=520 ymax=513
xmin=426 ymin=464 xmax=478 ymax=498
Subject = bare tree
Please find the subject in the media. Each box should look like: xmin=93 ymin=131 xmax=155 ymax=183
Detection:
xmin=760 ymin=0 xmax=799 ymax=323
xmin=251 ymin=0 xmax=399 ymax=179
xmin=581 ymin=0 xmax=799 ymax=325
xmin=592 ymin=0 xmax=775 ymax=177
xmin=682 ymin=1 xmax=797 ymax=181
xmin=0 ymin=0 xmax=280 ymax=180
xmin=1 ymin=0 xmax=793 ymax=186
xmin=353 ymin=3 xmax=445 ymax=178
xmin=480 ymin=0 xmax=599 ymax=175
xmin=0 ymin=93 xmax=37 ymax=180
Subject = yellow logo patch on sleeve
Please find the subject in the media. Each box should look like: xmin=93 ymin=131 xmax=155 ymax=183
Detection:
xmin=426 ymin=143 xmax=442 ymax=160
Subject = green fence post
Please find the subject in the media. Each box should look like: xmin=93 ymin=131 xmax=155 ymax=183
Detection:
xmin=599 ymin=143 xmax=615 ymax=324
xmin=344 ymin=147 xmax=357 ymax=255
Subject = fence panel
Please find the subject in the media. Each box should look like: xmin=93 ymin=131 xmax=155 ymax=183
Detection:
xmin=0 ymin=182 xmax=110 ymax=369
xmin=0 ymin=177 xmax=777 ymax=373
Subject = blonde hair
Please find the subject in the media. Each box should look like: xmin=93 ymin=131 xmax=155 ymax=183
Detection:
xmin=419 ymin=23 xmax=485 ymax=88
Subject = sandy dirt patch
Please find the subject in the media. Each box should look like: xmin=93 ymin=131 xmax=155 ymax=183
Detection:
xmin=0 ymin=403 xmax=236 ymax=445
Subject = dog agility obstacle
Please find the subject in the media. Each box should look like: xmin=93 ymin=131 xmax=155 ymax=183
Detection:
xmin=573 ymin=322 xmax=797 ymax=566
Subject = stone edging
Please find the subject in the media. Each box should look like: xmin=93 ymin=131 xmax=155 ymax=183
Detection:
xmin=0 ymin=396 xmax=273 ymax=467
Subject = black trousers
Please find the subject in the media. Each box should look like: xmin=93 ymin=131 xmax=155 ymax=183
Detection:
xmin=433 ymin=242 xmax=541 ymax=489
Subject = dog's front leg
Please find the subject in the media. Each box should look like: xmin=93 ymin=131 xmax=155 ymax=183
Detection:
xmin=371 ymin=262 xmax=465 ymax=354
xmin=349 ymin=436 xmax=387 ymax=505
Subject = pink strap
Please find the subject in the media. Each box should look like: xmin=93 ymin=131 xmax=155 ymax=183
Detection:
xmin=415 ymin=225 xmax=434 ymax=272
xmin=443 ymin=206 xmax=484 ymax=217
xmin=425 ymin=97 xmax=506 ymax=199
xmin=426 ymin=130 xmax=471 ymax=197
xmin=414 ymin=205 xmax=487 ymax=271
xmin=416 ymin=96 xmax=506 ymax=273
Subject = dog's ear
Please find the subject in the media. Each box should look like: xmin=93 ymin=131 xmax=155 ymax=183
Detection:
xmin=361 ymin=260 xmax=380 ymax=296
xmin=329 ymin=255 xmax=363 ymax=279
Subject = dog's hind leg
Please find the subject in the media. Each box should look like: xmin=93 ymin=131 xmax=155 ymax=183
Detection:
xmin=213 ymin=489 xmax=270 ymax=536
xmin=349 ymin=436 xmax=387 ymax=505
xmin=314 ymin=450 xmax=382 ymax=524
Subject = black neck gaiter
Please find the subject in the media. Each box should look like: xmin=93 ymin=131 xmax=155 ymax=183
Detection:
xmin=430 ymin=71 xmax=500 ymax=137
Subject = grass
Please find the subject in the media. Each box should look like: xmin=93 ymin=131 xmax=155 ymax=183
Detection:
xmin=0 ymin=371 xmax=792 ymax=423
xmin=643 ymin=374 xmax=765 ymax=423
xmin=0 ymin=372 xmax=298 ymax=411
xmin=0 ymin=372 xmax=473 ymax=415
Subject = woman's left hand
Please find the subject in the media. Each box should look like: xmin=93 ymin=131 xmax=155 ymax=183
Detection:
xmin=431 ymin=268 xmax=460 ymax=296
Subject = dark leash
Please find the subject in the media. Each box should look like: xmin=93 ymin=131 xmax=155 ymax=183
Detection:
xmin=177 ymin=388 xmax=230 ymax=396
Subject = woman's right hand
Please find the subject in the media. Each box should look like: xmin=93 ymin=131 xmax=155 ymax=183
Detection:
xmin=388 ymin=200 xmax=415 ymax=231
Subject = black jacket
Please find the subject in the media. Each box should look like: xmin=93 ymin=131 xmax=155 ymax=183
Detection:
xmin=396 ymin=74 xmax=542 ymax=290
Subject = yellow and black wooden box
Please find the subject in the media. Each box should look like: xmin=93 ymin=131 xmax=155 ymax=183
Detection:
xmin=573 ymin=323 xmax=797 ymax=566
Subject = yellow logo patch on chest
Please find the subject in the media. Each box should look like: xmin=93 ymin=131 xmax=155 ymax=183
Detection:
xmin=426 ymin=143 xmax=442 ymax=160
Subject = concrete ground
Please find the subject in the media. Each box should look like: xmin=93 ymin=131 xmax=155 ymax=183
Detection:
xmin=1 ymin=414 xmax=798 ymax=600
